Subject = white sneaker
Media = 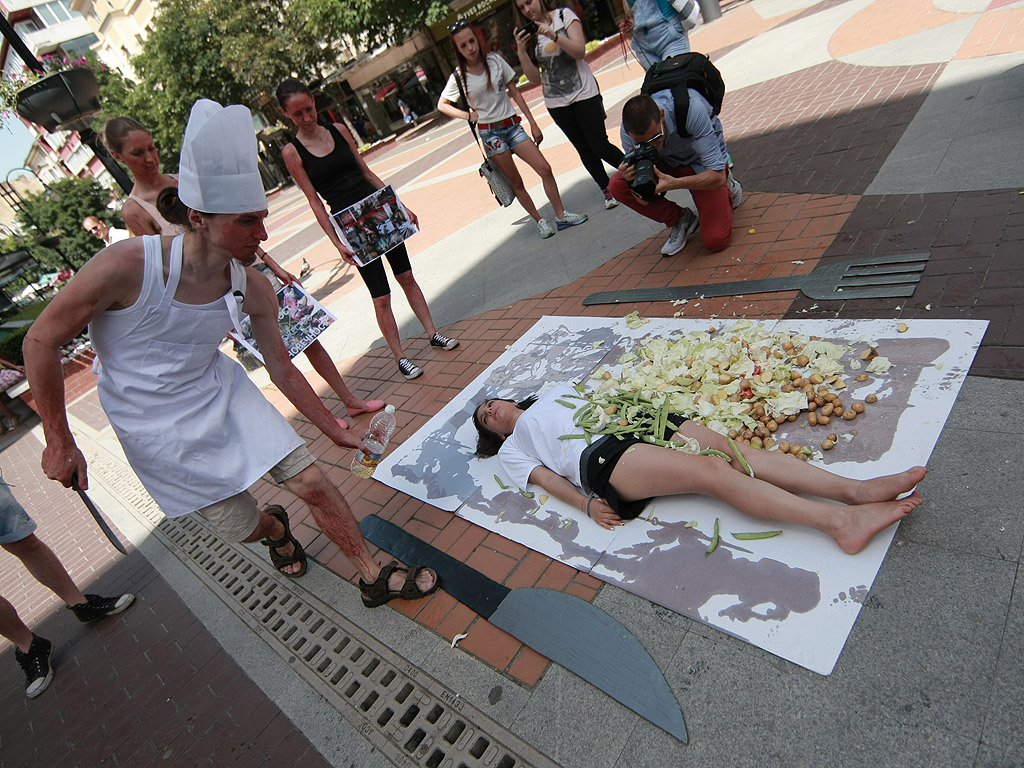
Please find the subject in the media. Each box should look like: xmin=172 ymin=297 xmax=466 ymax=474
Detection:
xmin=537 ymin=218 xmax=555 ymax=239
xmin=728 ymin=172 xmax=743 ymax=209
xmin=661 ymin=209 xmax=699 ymax=257
xmin=603 ymin=189 xmax=619 ymax=209
xmin=556 ymin=211 xmax=588 ymax=230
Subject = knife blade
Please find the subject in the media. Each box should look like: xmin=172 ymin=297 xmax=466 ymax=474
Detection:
xmin=72 ymin=476 xmax=128 ymax=555
xmin=359 ymin=514 xmax=687 ymax=743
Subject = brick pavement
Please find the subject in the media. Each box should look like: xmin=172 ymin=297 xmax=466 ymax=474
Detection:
xmin=0 ymin=434 xmax=331 ymax=768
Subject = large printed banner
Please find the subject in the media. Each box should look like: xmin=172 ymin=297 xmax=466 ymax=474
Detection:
xmin=376 ymin=316 xmax=986 ymax=674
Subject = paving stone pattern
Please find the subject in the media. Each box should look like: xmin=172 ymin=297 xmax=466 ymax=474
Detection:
xmin=0 ymin=435 xmax=330 ymax=768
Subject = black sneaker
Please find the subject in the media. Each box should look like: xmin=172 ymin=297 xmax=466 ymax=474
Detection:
xmin=15 ymin=635 xmax=53 ymax=699
xmin=429 ymin=333 xmax=459 ymax=351
xmin=68 ymin=593 xmax=135 ymax=623
xmin=398 ymin=358 xmax=423 ymax=380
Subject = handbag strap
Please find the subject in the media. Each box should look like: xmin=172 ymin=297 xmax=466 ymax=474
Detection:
xmin=454 ymin=68 xmax=491 ymax=164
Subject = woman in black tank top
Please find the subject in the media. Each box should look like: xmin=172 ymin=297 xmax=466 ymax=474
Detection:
xmin=277 ymin=78 xmax=458 ymax=381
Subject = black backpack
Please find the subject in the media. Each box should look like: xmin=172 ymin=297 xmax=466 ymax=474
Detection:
xmin=639 ymin=53 xmax=725 ymax=137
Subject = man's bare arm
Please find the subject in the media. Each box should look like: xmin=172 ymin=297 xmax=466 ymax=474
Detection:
xmin=23 ymin=242 xmax=145 ymax=488
xmin=243 ymin=273 xmax=363 ymax=450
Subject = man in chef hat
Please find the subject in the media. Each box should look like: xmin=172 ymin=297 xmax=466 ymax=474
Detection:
xmin=24 ymin=100 xmax=438 ymax=606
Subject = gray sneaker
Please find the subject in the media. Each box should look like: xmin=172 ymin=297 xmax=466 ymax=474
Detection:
xmin=661 ymin=209 xmax=699 ymax=256
xmin=728 ymin=172 xmax=743 ymax=209
xmin=556 ymin=211 xmax=588 ymax=230
xmin=537 ymin=218 xmax=555 ymax=239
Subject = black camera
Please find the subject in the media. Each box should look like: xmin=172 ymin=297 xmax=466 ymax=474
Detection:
xmin=622 ymin=141 xmax=659 ymax=202
xmin=517 ymin=19 xmax=538 ymax=36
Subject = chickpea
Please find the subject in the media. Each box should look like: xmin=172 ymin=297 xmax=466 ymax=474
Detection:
xmin=787 ymin=415 xmax=797 ymax=422
xmin=865 ymin=394 xmax=878 ymax=404
xmin=605 ymin=405 xmax=619 ymax=415
xmin=796 ymin=377 xmax=809 ymax=388
xmin=843 ymin=410 xmax=856 ymax=420
xmin=828 ymin=433 xmax=838 ymax=442
xmin=781 ymin=383 xmax=794 ymax=393
xmin=808 ymin=401 xmax=818 ymax=411
xmin=763 ymin=437 xmax=776 ymax=450
xmin=719 ymin=373 xmax=732 ymax=385
xmin=782 ymin=341 xmax=794 ymax=351
xmin=750 ymin=436 xmax=763 ymax=448
xmin=767 ymin=419 xmax=779 ymax=432
xmin=778 ymin=440 xmax=791 ymax=454
xmin=817 ymin=415 xmax=831 ymax=425
xmin=796 ymin=354 xmax=809 ymax=367
xmin=617 ymin=418 xmax=629 ymax=426
xmin=808 ymin=412 xmax=818 ymax=426
xmin=856 ymin=373 xmax=869 ymax=382
xmin=820 ymin=403 xmax=834 ymax=417
xmin=790 ymin=443 xmax=802 ymax=455
xmin=822 ymin=438 xmax=835 ymax=450
xmin=809 ymin=373 xmax=824 ymax=385
xmin=798 ymin=453 xmax=810 ymax=462
xmin=773 ymin=349 xmax=784 ymax=359
xmin=852 ymin=401 xmax=865 ymax=413
xmin=834 ymin=407 xmax=845 ymax=418
xmin=728 ymin=429 xmax=739 ymax=439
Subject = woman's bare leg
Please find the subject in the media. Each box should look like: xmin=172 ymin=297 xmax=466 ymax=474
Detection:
xmin=393 ymin=269 xmax=438 ymax=338
xmin=302 ymin=341 xmax=384 ymax=416
xmin=512 ymin=140 xmax=565 ymax=219
xmin=608 ymin=442 xmax=923 ymax=554
xmin=488 ymin=149 xmax=541 ymax=221
xmin=675 ymin=421 xmax=926 ymax=505
xmin=371 ymin=293 xmax=407 ymax=363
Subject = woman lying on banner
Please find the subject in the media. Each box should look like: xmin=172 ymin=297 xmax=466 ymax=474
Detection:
xmin=473 ymin=385 xmax=926 ymax=554
xmin=276 ymin=79 xmax=458 ymax=382
xmin=437 ymin=18 xmax=589 ymax=240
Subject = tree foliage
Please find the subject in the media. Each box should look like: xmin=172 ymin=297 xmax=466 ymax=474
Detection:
xmin=16 ymin=176 xmax=121 ymax=270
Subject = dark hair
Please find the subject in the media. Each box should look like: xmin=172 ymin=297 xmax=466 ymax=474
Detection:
xmin=275 ymin=77 xmax=313 ymax=110
xmin=103 ymin=116 xmax=148 ymax=155
xmin=156 ymin=186 xmax=192 ymax=228
xmin=472 ymin=394 xmax=538 ymax=457
xmin=511 ymin=0 xmax=555 ymax=69
xmin=622 ymin=94 xmax=661 ymax=137
xmin=450 ymin=23 xmax=494 ymax=92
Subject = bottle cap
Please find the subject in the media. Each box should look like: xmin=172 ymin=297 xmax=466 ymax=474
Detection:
xmin=384 ymin=404 xmax=396 ymax=414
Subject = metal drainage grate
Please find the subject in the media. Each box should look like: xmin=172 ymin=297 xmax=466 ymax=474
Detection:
xmin=85 ymin=448 xmax=557 ymax=768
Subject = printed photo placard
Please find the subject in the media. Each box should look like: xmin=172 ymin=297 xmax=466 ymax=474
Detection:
xmin=331 ymin=185 xmax=418 ymax=267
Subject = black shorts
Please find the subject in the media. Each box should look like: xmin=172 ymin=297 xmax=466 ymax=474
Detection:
xmin=579 ymin=420 xmax=687 ymax=521
xmin=357 ymin=242 xmax=412 ymax=298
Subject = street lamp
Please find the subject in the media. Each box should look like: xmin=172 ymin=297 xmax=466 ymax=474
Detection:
xmin=1 ymin=167 xmax=75 ymax=271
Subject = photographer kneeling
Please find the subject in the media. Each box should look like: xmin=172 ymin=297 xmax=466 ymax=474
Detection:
xmin=609 ymin=91 xmax=741 ymax=256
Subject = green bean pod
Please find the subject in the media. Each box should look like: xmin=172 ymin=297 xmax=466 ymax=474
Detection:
xmin=493 ymin=474 xmax=510 ymax=490
xmin=699 ymin=448 xmax=733 ymax=462
xmin=727 ymin=435 xmax=755 ymax=478
xmin=705 ymin=517 xmax=721 ymax=556
xmin=732 ymin=530 xmax=783 ymax=540
xmin=558 ymin=434 xmax=586 ymax=440
xmin=555 ymin=399 xmax=577 ymax=409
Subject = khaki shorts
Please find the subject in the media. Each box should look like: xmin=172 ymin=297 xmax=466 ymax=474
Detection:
xmin=194 ymin=445 xmax=316 ymax=543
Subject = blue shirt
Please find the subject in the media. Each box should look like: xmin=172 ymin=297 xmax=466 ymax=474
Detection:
xmin=620 ymin=88 xmax=728 ymax=174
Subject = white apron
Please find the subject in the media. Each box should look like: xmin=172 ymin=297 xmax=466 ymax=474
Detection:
xmin=89 ymin=234 xmax=304 ymax=517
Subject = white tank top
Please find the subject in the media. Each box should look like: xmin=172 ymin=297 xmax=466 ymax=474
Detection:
xmin=88 ymin=234 xmax=304 ymax=516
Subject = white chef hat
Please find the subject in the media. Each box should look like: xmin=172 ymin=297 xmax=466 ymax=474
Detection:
xmin=178 ymin=99 xmax=267 ymax=214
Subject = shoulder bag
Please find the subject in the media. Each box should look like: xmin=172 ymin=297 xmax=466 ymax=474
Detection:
xmin=455 ymin=70 xmax=516 ymax=208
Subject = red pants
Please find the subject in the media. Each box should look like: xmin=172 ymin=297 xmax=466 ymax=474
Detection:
xmin=608 ymin=163 xmax=733 ymax=252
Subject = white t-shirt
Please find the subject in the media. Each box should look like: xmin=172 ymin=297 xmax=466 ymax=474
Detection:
xmin=441 ymin=53 xmax=517 ymax=124
xmin=498 ymin=386 xmax=589 ymax=490
xmin=534 ymin=8 xmax=600 ymax=108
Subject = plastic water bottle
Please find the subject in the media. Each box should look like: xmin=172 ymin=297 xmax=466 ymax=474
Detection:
xmin=350 ymin=405 xmax=397 ymax=478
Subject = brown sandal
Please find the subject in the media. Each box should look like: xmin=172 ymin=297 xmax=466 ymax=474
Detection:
xmin=260 ymin=505 xmax=308 ymax=578
xmin=359 ymin=560 xmax=440 ymax=608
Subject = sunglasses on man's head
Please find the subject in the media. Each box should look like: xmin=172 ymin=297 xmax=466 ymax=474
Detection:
xmin=448 ymin=18 xmax=469 ymax=32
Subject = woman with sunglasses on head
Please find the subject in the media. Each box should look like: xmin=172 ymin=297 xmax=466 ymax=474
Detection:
xmin=276 ymin=78 xmax=458 ymax=382
xmin=513 ymin=0 xmax=624 ymax=210
xmin=438 ymin=19 xmax=588 ymax=240
xmin=473 ymin=387 xmax=926 ymax=554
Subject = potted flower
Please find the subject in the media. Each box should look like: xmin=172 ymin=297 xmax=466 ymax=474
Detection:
xmin=1 ymin=55 xmax=101 ymax=133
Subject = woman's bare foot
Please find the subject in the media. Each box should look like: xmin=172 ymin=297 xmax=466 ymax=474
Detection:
xmin=345 ymin=399 xmax=386 ymax=417
xmin=851 ymin=466 xmax=927 ymax=505
xmin=832 ymin=491 xmax=923 ymax=554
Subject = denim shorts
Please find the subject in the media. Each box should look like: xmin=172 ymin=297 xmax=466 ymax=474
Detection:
xmin=0 ymin=479 xmax=36 ymax=544
xmin=480 ymin=123 xmax=530 ymax=157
